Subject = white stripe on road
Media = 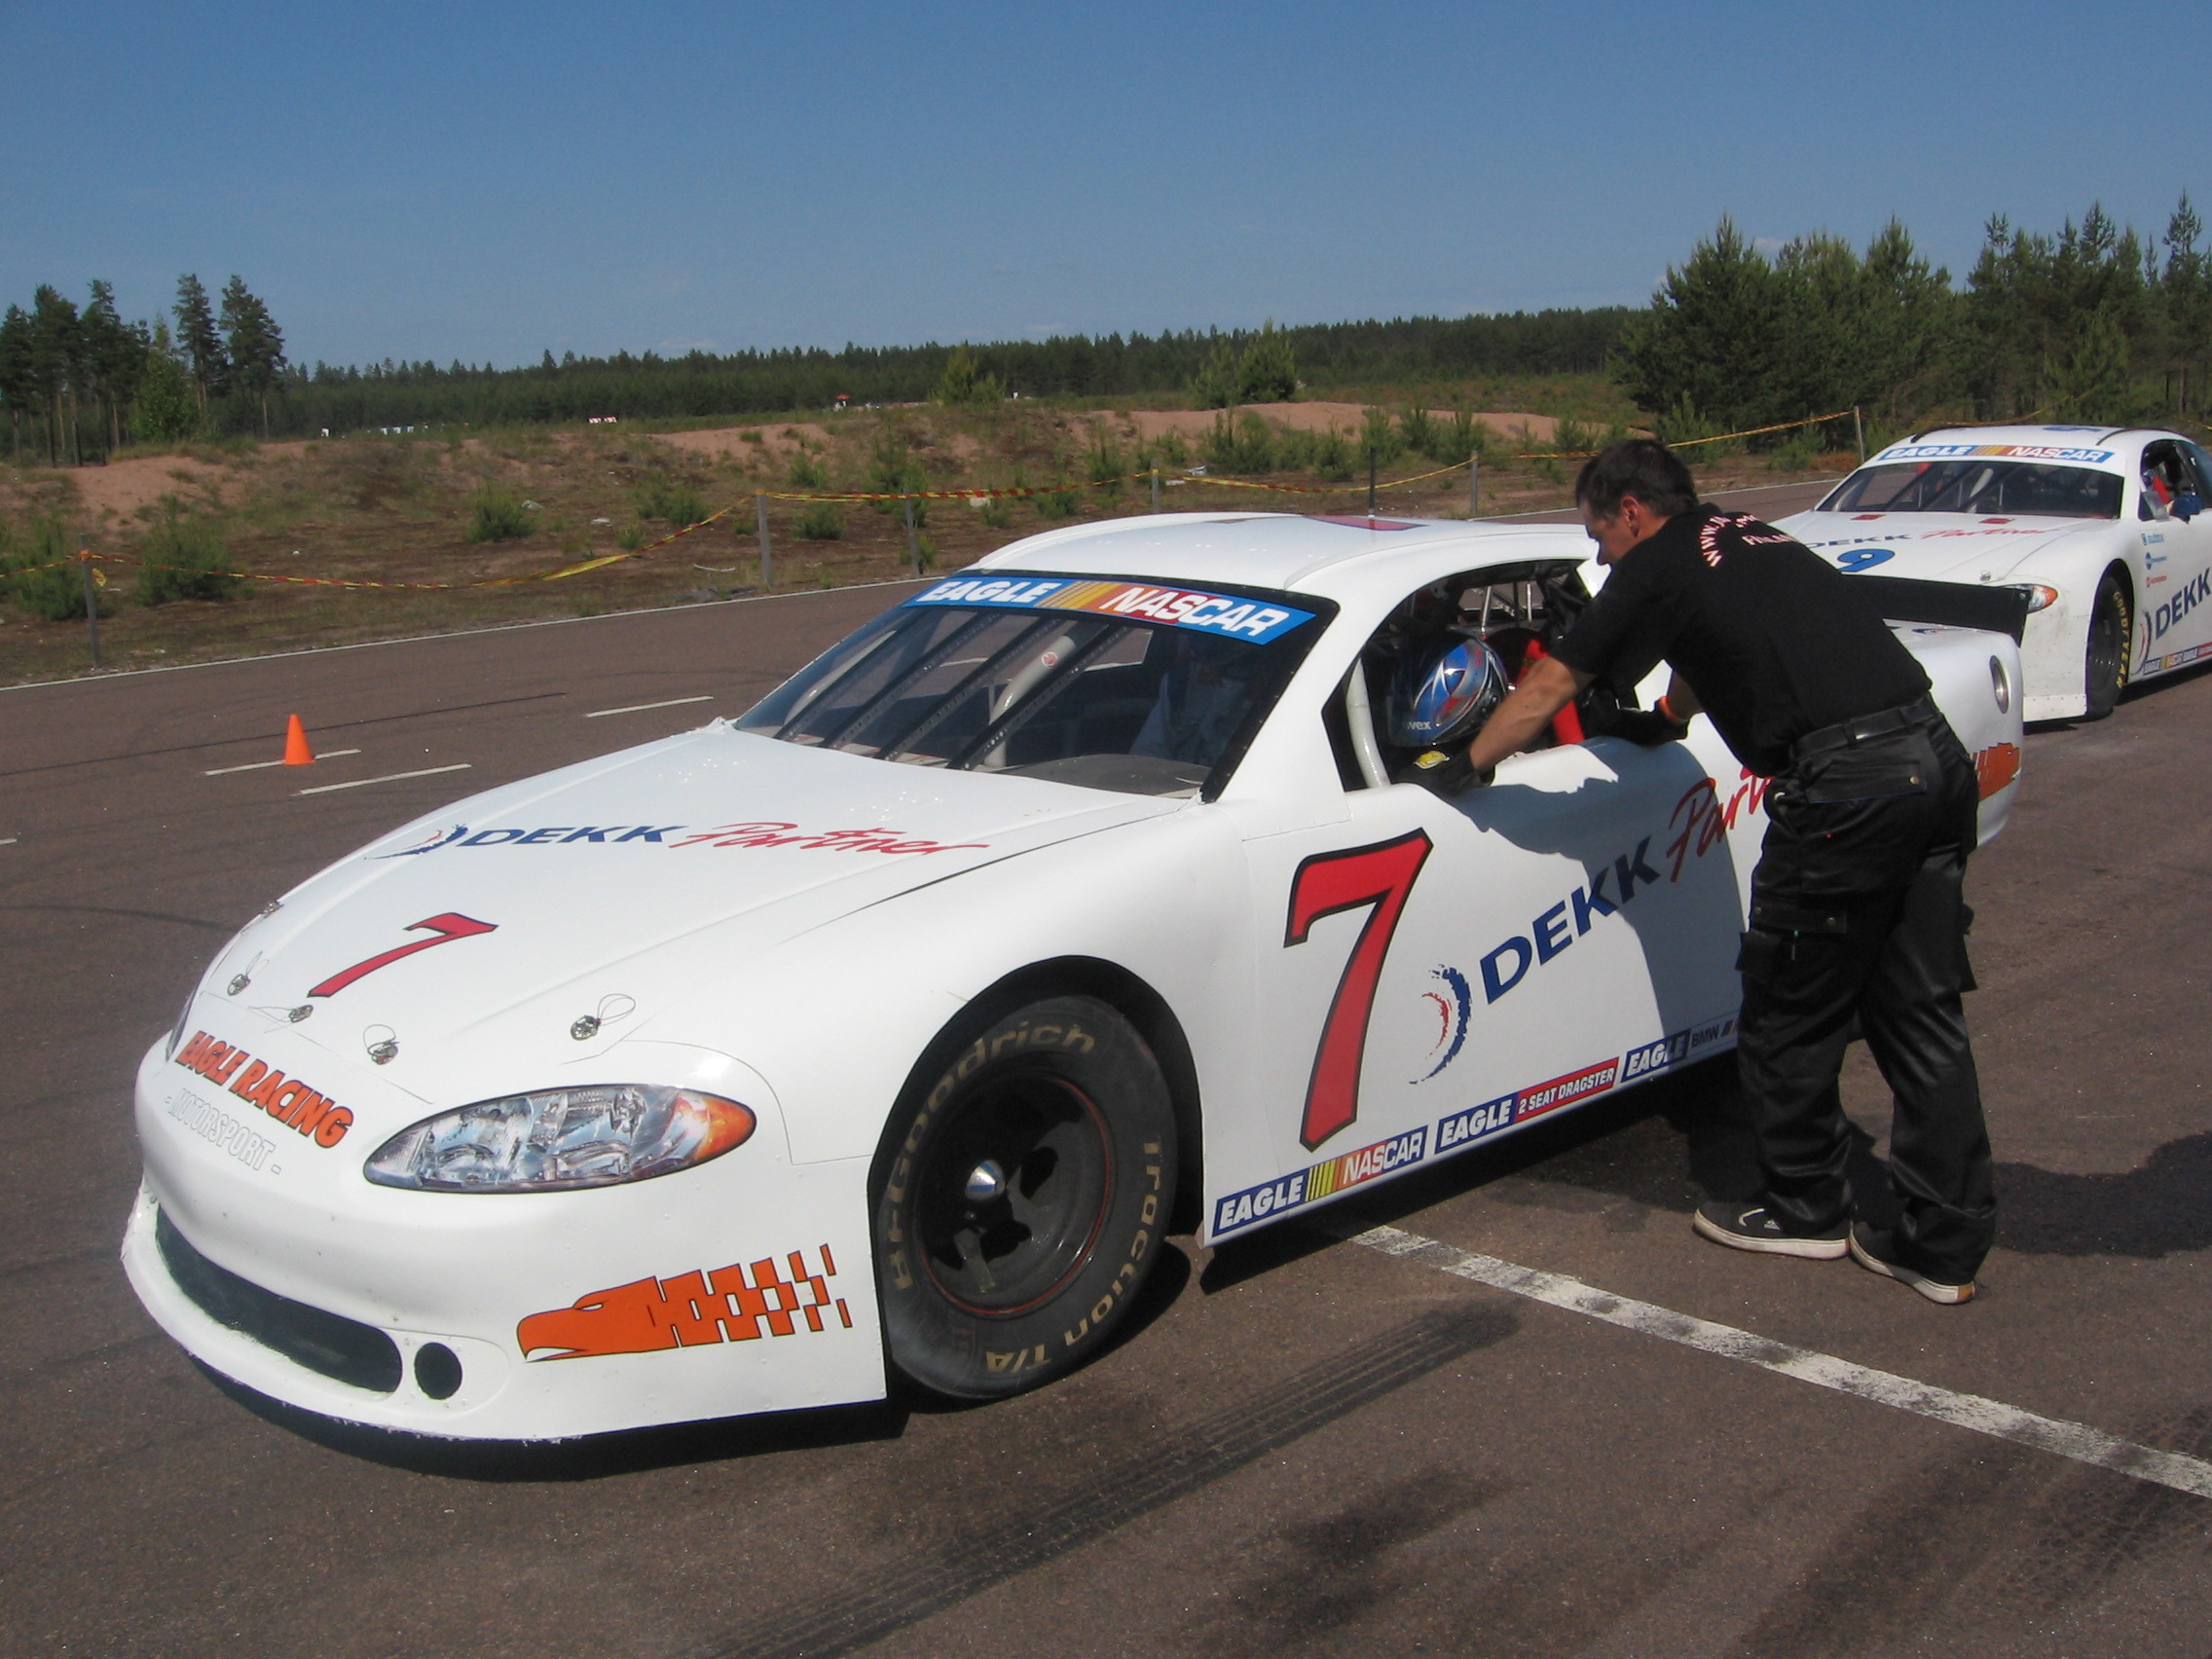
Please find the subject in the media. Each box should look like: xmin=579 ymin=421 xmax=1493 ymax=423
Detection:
xmin=204 ymin=748 xmax=360 ymax=775
xmin=584 ymin=695 xmax=714 ymax=719
xmin=0 ymin=837 xmax=16 ymax=846
xmin=1333 ymin=1221 xmax=2212 ymax=1500
xmin=296 ymin=763 xmax=471 ymax=796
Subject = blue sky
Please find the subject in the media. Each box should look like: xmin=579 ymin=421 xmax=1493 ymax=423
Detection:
xmin=3 ymin=1 xmax=2205 ymax=370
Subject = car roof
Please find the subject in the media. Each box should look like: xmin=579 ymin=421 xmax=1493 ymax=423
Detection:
xmin=1862 ymin=424 xmax=2181 ymax=474
xmin=972 ymin=511 xmax=1596 ymax=602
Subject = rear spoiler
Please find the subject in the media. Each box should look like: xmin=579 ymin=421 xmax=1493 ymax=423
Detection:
xmin=1853 ymin=575 xmax=2029 ymax=645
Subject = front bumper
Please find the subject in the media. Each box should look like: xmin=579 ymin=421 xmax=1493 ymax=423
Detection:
xmin=124 ymin=1038 xmax=886 ymax=1440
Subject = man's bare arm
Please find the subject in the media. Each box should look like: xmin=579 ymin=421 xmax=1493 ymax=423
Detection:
xmin=1464 ymin=655 xmax=1593 ymax=772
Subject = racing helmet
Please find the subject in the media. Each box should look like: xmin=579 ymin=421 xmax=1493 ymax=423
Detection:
xmin=1383 ymin=636 xmax=1508 ymax=749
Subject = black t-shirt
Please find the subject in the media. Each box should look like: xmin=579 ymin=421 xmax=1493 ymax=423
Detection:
xmin=1552 ymin=507 xmax=1930 ymax=776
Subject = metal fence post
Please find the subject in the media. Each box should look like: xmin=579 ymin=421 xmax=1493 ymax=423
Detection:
xmin=755 ymin=491 xmax=772 ymax=588
xmin=1151 ymin=466 xmax=1161 ymax=513
xmin=903 ymin=497 xmax=921 ymax=575
xmin=1853 ymin=407 xmax=1865 ymax=463
xmin=1367 ymin=449 xmax=1377 ymax=518
xmin=1468 ymin=454 xmax=1480 ymax=518
xmin=78 ymin=535 xmax=99 ymax=667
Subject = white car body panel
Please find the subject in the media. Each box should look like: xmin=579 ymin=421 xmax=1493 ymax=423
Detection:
xmin=1776 ymin=424 xmax=2212 ymax=720
xmin=129 ymin=512 xmax=2024 ymax=1438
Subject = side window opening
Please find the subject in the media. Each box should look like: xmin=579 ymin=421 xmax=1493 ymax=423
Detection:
xmin=1334 ymin=561 xmax=1638 ymax=790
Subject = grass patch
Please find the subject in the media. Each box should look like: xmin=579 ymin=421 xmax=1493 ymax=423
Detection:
xmin=795 ymin=502 xmax=844 ymax=539
xmin=635 ymin=475 xmax=711 ymax=526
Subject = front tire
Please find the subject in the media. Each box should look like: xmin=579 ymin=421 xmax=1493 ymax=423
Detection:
xmin=873 ymin=995 xmax=1176 ymax=1400
xmin=2083 ymin=571 xmax=2132 ymax=720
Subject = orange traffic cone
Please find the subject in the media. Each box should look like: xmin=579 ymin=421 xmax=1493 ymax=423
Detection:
xmin=282 ymin=715 xmax=315 ymax=766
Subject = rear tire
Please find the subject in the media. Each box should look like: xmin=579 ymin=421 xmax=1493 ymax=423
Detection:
xmin=2083 ymin=571 xmax=2131 ymax=720
xmin=873 ymin=995 xmax=1176 ymax=1401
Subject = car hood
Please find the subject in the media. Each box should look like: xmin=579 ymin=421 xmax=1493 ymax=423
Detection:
xmin=201 ymin=722 xmax=1181 ymax=1093
xmin=1777 ymin=510 xmax=2111 ymax=581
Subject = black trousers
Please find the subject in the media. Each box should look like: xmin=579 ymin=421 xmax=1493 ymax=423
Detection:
xmin=1734 ymin=707 xmax=1996 ymax=1281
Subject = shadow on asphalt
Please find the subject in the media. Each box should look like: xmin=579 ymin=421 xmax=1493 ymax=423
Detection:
xmin=1996 ymin=1133 xmax=2212 ymax=1258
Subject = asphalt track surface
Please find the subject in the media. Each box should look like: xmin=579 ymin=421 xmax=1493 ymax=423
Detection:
xmin=8 ymin=483 xmax=2212 ymax=1657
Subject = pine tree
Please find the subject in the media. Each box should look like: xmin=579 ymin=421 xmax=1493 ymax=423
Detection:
xmin=219 ymin=276 xmax=285 ymax=438
xmin=1238 ymin=320 xmax=1299 ymax=403
xmin=173 ymin=274 xmax=227 ymax=412
xmin=135 ymin=321 xmax=201 ymax=444
xmin=79 ymin=280 xmax=145 ymax=454
xmin=0 ymin=305 xmax=31 ymax=461
xmin=2163 ymin=195 xmax=2210 ymax=415
xmin=29 ymin=285 xmax=81 ymax=464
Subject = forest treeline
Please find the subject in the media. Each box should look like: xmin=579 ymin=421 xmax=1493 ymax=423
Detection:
xmin=6 ymin=196 xmax=2210 ymax=461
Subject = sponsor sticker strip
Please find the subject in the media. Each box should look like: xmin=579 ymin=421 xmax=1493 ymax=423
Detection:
xmin=2142 ymin=640 xmax=2212 ymax=676
xmin=1218 ymin=1013 xmax=1745 ymax=1239
xmin=906 ymin=575 xmax=1314 ymax=645
xmin=517 ymin=1248 xmax=850 ymax=1360
xmin=1872 ymin=442 xmax=2118 ymax=465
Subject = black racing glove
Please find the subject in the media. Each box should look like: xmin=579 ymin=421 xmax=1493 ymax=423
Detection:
xmin=1393 ymin=747 xmax=1493 ymax=795
xmin=1604 ymin=707 xmax=1690 ymax=747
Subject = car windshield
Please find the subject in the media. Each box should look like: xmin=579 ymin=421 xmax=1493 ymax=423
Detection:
xmin=1819 ymin=460 xmax=2121 ymax=519
xmin=736 ymin=573 xmax=1328 ymax=797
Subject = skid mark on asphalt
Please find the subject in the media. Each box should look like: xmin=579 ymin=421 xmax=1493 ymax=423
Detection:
xmin=687 ymin=1305 xmax=1515 ymax=1659
xmin=1335 ymin=1222 xmax=2212 ymax=1501
xmin=1732 ymin=1409 xmax=2212 ymax=1655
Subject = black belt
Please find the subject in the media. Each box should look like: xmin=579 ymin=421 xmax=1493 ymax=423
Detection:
xmin=1790 ymin=695 xmax=1939 ymax=762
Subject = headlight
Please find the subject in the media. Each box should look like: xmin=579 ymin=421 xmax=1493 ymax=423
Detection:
xmin=2014 ymin=584 xmax=2060 ymax=613
xmin=364 ymin=1085 xmax=756 ymax=1193
xmin=167 ymin=983 xmax=200 ymax=1058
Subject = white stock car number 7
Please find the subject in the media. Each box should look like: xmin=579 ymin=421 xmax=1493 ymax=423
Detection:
xmin=1283 ymin=830 xmax=1431 ymax=1150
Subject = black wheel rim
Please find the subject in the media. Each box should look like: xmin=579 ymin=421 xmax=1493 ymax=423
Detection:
xmin=2089 ymin=585 xmax=2129 ymax=707
xmin=914 ymin=1070 xmax=1113 ymax=1316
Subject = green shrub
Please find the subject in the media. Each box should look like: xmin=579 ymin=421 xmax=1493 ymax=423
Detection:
xmin=635 ymin=475 xmax=710 ymax=526
xmin=135 ymin=350 xmax=201 ymax=445
xmin=1770 ymin=429 xmax=1821 ymax=471
xmin=1033 ymin=469 xmax=1079 ymax=519
xmin=137 ymin=499 xmax=241 ymax=604
xmin=615 ymin=520 xmax=645 ymax=550
xmin=866 ymin=432 xmax=927 ymax=526
xmin=1201 ymin=412 xmax=1278 ymax=474
xmin=3 ymin=517 xmax=107 ymax=621
xmin=934 ymin=346 xmax=1002 ymax=407
xmin=788 ymin=451 xmax=829 ymax=491
xmin=467 ymin=482 xmax=532 ymax=542
xmin=795 ymin=502 xmax=844 ymax=539
xmin=1088 ymin=431 xmax=1127 ymax=501
xmin=979 ymin=495 xmax=1013 ymax=530
xmin=1360 ymin=407 xmax=1406 ymax=466
xmin=1552 ymin=419 xmax=1598 ymax=457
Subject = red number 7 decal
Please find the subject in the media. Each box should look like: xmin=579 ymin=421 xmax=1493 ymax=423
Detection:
xmin=1284 ymin=830 xmax=1431 ymax=1149
xmin=308 ymin=912 xmax=498 ymax=998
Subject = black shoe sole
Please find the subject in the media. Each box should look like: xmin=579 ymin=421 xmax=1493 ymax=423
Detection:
xmin=1693 ymin=1209 xmax=1849 ymax=1259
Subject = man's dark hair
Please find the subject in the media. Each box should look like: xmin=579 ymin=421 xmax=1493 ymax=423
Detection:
xmin=1574 ymin=439 xmax=1698 ymax=519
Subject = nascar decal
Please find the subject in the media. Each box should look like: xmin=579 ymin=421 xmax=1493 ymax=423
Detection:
xmin=308 ymin=912 xmax=497 ymax=998
xmin=1211 ymin=1127 xmax=1427 ymax=1237
xmin=1434 ymin=1057 xmax=1623 ymax=1156
xmin=1414 ymin=966 xmax=1474 ymax=1083
xmin=1621 ymin=1014 xmax=1739 ymax=1084
xmin=1284 ymin=830 xmax=1432 ymax=1148
xmin=1871 ymin=442 xmax=2118 ymax=465
xmin=1664 ymin=769 xmax=1769 ymax=882
xmin=172 ymin=1032 xmax=353 ymax=1148
xmin=1478 ymin=836 xmax=1663 ymax=1006
xmin=518 ymin=1247 xmax=851 ymax=1360
xmin=1972 ymin=743 xmax=2022 ymax=800
xmin=2141 ymin=640 xmax=2212 ymax=676
xmin=2145 ymin=570 xmax=2211 ymax=646
xmin=907 ymin=575 xmax=1315 ymax=645
xmin=384 ymin=822 xmax=991 ymax=855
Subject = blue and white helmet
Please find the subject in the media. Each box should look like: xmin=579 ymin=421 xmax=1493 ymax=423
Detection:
xmin=1384 ymin=637 xmax=1508 ymax=749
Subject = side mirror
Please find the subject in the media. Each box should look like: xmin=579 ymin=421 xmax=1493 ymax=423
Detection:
xmin=2175 ymin=492 xmax=2204 ymax=523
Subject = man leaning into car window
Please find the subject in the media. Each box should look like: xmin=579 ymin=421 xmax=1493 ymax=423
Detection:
xmin=1413 ymin=438 xmax=1996 ymax=1305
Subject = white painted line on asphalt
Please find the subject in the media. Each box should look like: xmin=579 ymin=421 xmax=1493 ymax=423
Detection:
xmin=296 ymin=763 xmax=471 ymax=796
xmin=0 ymin=837 xmax=16 ymax=846
xmin=584 ymin=695 xmax=713 ymax=719
xmin=205 ymin=748 xmax=360 ymax=775
xmin=1335 ymin=1221 xmax=2212 ymax=1501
